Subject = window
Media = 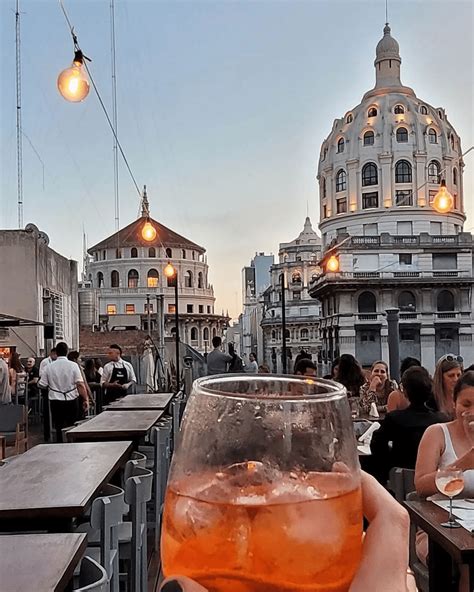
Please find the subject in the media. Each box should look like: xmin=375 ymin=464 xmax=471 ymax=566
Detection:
xmin=399 ymin=254 xmax=412 ymax=265
xmin=358 ymin=291 xmax=376 ymax=313
xmin=337 ymin=138 xmax=345 ymax=153
xmin=396 ymin=127 xmax=408 ymax=142
xmin=207 ymin=305 xmax=211 ymax=314
xmin=323 ymin=204 xmax=328 ymax=219
xmin=397 ymin=221 xmax=413 ymax=235
xmin=292 ymin=272 xmax=302 ymax=284
xmin=148 ymin=247 xmax=156 ymax=257
xmin=363 ymin=224 xmax=378 ymax=236
xmin=199 ymin=305 xmax=204 ymax=313
xmin=428 ymin=129 xmax=438 ymax=144
xmin=438 ymin=110 xmax=444 ymax=120
xmin=107 ymin=304 xmax=117 ymax=315
xmin=398 ymin=291 xmax=416 ymax=311
xmin=300 ymin=307 xmax=309 ymax=316
xmin=166 ymin=248 xmax=172 ymax=258
xmin=192 ymin=251 xmax=196 ymax=260
xmin=187 ymin=304 xmax=194 ymax=313
xmin=428 ymin=161 xmax=441 ymax=184
xmin=293 ymin=291 xmax=301 ymax=300
xmin=144 ymin=303 xmax=154 ymax=313
xmin=395 ymin=160 xmax=412 ymax=183
xmin=395 ymin=190 xmax=413 ymax=206
xmin=437 ymin=290 xmax=455 ymax=312
xmin=394 ymin=104 xmax=405 ymax=114
xmin=336 ymin=227 xmax=347 ymax=236
xmin=321 ymin=177 xmax=326 ymax=198
xmin=336 ymin=169 xmax=346 ymax=192
xmin=203 ymin=327 xmax=209 ymax=341
xmin=433 ymin=254 xmax=457 ymax=270
xmin=167 ymin=274 xmax=176 ymax=287
xmin=439 ymin=328 xmax=456 ymax=341
xmin=190 ymin=327 xmax=198 ymax=341
xmin=185 ymin=271 xmax=193 ymax=288
xmin=271 ymin=329 xmax=276 ymax=340
xmin=115 ymin=248 xmax=121 ymax=259
xmin=400 ymin=330 xmax=415 ymax=341
xmin=363 ymin=131 xmax=374 ymax=146
xmin=453 ymin=168 xmax=458 ymax=185
xmin=362 ymin=162 xmax=378 ymax=186
xmin=368 ymin=107 xmax=377 ymax=117
xmin=301 ymin=328 xmax=309 ymax=341
xmin=97 ymin=272 xmax=104 ymax=287
xmin=362 ymin=192 xmax=378 ymax=209
xmin=147 ymin=269 xmax=159 ymax=288
xmin=182 ymin=249 xmax=186 ymax=259
xmin=131 ymin=247 xmax=138 ymax=258
xmin=451 ymin=135 xmax=455 ymax=150
xmin=111 ymin=270 xmax=120 ymax=287
xmin=420 ymin=105 xmax=428 ymax=115
xmin=430 ymin=221 xmax=442 ymax=235
xmin=346 ymin=114 xmax=353 ymax=123
xmin=361 ymin=332 xmax=376 ymax=343
xmin=127 ymin=269 xmax=139 ymax=288
xmin=198 ymin=272 xmax=203 ymax=288
xmin=168 ymin=304 xmax=176 ymax=313
xmin=336 ymin=198 xmax=347 ymax=213
xmin=125 ymin=304 xmax=135 ymax=314
xmin=94 ymin=252 xmax=98 ymax=262
xmin=102 ymin=250 xmax=106 ymax=260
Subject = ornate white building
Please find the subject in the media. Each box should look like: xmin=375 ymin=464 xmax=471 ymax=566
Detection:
xmin=262 ymin=217 xmax=322 ymax=372
xmin=79 ymin=194 xmax=229 ymax=354
xmin=310 ymin=23 xmax=474 ymax=370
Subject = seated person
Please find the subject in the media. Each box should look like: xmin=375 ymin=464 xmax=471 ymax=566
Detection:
xmin=386 ymin=357 xmax=421 ymax=412
xmin=294 ymin=359 xmax=317 ymax=378
xmin=370 ymin=366 xmax=445 ymax=484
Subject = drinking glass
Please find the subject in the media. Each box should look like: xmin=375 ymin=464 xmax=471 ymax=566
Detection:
xmin=161 ymin=375 xmax=363 ymax=592
xmin=435 ymin=468 xmax=464 ymax=528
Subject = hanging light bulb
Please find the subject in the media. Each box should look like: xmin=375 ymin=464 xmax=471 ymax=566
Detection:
xmin=326 ymin=255 xmax=340 ymax=273
xmin=432 ymin=180 xmax=454 ymax=214
xmin=141 ymin=219 xmax=157 ymax=242
xmin=57 ymin=50 xmax=90 ymax=102
xmin=164 ymin=262 xmax=176 ymax=278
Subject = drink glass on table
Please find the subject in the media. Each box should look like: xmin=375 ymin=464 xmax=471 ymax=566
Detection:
xmin=435 ymin=468 xmax=464 ymax=528
xmin=161 ymin=375 xmax=363 ymax=592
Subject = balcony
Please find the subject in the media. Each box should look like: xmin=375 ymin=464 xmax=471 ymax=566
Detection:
xmin=311 ymin=270 xmax=472 ymax=288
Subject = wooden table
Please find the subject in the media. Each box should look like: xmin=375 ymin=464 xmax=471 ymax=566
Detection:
xmin=66 ymin=410 xmax=164 ymax=444
xmin=0 ymin=441 xmax=131 ymax=531
xmin=106 ymin=393 xmax=174 ymax=410
xmin=405 ymin=500 xmax=474 ymax=592
xmin=0 ymin=533 xmax=87 ymax=592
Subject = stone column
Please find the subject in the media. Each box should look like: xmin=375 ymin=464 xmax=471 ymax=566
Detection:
xmin=347 ymin=158 xmax=359 ymax=211
xmin=414 ymin=152 xmax=428 ymax=207
xmin=420 ymin=325 xmax=436 ymax=373
xmin=379 ymin=153 xmax=393 ymax=208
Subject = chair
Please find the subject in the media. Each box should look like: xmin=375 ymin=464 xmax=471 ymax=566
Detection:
xmin=406 ymin=491 xmax=429 ymax=592
xmin=388 ymin=467 xmax=415 ymax=503
xmin=0 ymin=405 xmax=28 ymax=454
xmin=74 ymin=556 xmax=108 ymax=592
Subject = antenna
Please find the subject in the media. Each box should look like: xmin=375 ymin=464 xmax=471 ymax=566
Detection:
xmin=15 ymin=0 xmax=23 ymax=228
xmin=110 ymin=0 xmax=120 ymax=232
xmin=385 ymin=0 xmax=389 ymax=23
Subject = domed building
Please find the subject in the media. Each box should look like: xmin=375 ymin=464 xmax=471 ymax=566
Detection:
xmin=310 ymin=24 xmax=474 ymax=371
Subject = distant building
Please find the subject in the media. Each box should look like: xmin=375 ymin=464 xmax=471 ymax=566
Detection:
xmin=261 ymin=218 xmax=322 ymax=372
xmin=0 ymin=225 xmax=79 ymax=357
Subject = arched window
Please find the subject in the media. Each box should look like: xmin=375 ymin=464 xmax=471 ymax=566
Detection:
xmin=428 ymin=161 xmax=441 ymax=184
xmin=97 ymin=272 xmax=104 ymax=287
xmin=437 ymin=290 xmax=455 ymax=312
xmin=368 ymin=107 xmax=378 ymax=117
xmin=336 ymin=169 xmax=347 ymax=192
xmin=453 ymin=168 xmax=458 ymax=186
xmin=346 ymin=113 xmax=353 ymax=123
xmin=362 ymin=162 xmax=378 ymax=186
xmin=292 ymin=272 xmax=302 ymax=284
xmin=198 ymin=272 xmax=203 ymax=288
xmin=395 ymin=160 xmax=412 ymax=183
xmin=166 ymin=247 xmax=172 ymax=258
xmin=420 ymin=105 xmax=428 ymax=115
xmin=394 ymin=104 xmax=405 ymax=114
xmin=185 ymin=271 xmax=193 ymax=288
xmin=131 ymin=247 xmax=138 ymax=258
xmin=182 ymin=249 xmax=186 ymax=259
xmin=111 ymin=270 xmax=120 ymax=288
xmin=301 ymin=328 xmax=309 ymax=341
xmin=115 ymin=248 xmax=121 ymax=259
xmin=398 ymin=291 xmax=416 ymax=312
xmin=337 ymin=138 xmax=345 ymax=153
xmin=203 ymin=327 xmax=209 ymax=341
xmin=438 ymin=110 xmax=444 ymax=120
xmin=190 ymin=327 xmax=198 ymax=341
xmin=127 ymin=269 xmax=139 ymax=288
xmin=147 ymin=269 xmax=159 ymax=288
xmin=271 ymin=329 xmax=276 ymax=339
xmin=363 ymin=131 xmax=374 ymax=146
xmin=321 ymin=177 xmax=327 ymax=198
xmin=428 ymin=129 xmax=438 ymax=144
xmin=148 ymin=247 xmax=156 ymax=257
xmin=167 ymin=274 xmax=175 ymax=288
xmin=358 ymin=291 xmax=376 ymax=313
xmin=396 ymin=127 xmax=408 ymax=142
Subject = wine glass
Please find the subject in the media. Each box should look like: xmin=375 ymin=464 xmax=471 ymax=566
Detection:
xmin=161 ymin=375 xmax=363 ymax=592
xmin=435 ymin=468 xmax=464 ymax=528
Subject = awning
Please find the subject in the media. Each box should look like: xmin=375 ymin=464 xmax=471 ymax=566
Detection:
xmin=0 ymin=313 xmax=45 ymax=328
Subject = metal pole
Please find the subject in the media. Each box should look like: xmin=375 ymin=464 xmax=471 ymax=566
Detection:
xmin=281 ymin=272 xmax=287 ymax=374
xmin=146 ymin=293 xmax=151 ymax=333
xmin=174 ymin=273 xmax=180 ymax=392
xmin=386 ymin=308 xmax=400 ymax=383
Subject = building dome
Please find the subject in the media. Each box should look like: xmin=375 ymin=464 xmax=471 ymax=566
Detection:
xmin=375 ymin=24 xmax=400 ymax=65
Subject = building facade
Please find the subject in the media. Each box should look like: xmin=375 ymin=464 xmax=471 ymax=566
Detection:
xmin=310 ymin=24 xmax=474 ymax=371
xmin=262 ymin=217 xmax=322 ymax=372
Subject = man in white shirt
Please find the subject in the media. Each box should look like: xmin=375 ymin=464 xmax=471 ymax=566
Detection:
xmin=101 ymin=344 xmax=137 ymax=402
xmin=245 ymin=352 xmax=259 ymax=374
xmin=38 ymin=342 xmax=88 ymax=442
xmin=39 ymin=347 xmax=58 ymax=377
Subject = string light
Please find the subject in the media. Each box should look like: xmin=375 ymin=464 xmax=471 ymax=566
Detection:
xmin=326 ymin=255 xmax=340 ymax=272
xmin=141 ymin=220 xmax=157 ymax=242
xmin=432 ymin=180 xmax=454 ymax=214
xmin=57 ymin=49 xmax=90 ymax=102
xmin=164 ymin=262 xmax=176 ymax=278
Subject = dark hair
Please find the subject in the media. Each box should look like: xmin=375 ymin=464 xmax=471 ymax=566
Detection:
xmin=401 ymin=366 xmax=433 ymax=407
xmin=55 ymin=342 xmax=68 ymax=357
xmin=464 ymin=364 xmax=474 ymax=373
xmin=250 ymin=352 xmax=257 ymax=360
xmin=9 ymin=352 xmax=23 ymax=373
xmin=212 ymin=336 xmax=222 ymax=348
xmin=109 ymin=344 xmax=122 ymax=355
xmin=50 ymin=347 xmax=57 ymax=354
xmin=331 ymin=357 xmax=340 ymax=377
xmin=84 ymin=359 xmax=98 ymax=382
xmin=400 ymin=357 xmax=421 ymax=375
xmin=433 ymin=357 xmax=463 ymax=415
xmin=67 ymin=351 xmax=80 ymax=362
xmin=228 ymin=343 xmax=235 ymax=355
xmin=94 ymin=358 xmax=102 ymax=369
xmin=337 ymin=354 xmax=365 ymax=396
xmin=294 ymin=358 xmax=317 ymax=375
xmin=453 ymin=370 xmax=474 ymax=402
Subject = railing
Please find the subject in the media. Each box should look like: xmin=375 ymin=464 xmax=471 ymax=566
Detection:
xmin=358 ymin=313 xmax=378 ymax=321
xmin=437 ymin=312 xmax=457 ymax=319
xmin=393 ymin=236 xmax=418 ymax=245
xmin=317 ymin=270 xmax=471 ymax=282
xmin=352 ymin=237 xmax=379 ymax=245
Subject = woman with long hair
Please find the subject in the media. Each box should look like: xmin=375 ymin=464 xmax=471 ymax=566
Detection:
xmin=360 ymin=360 xmax=397 ymax=414
xmin=8 ymin=351 xmax=24 ymax=394
xmin=386 ymin=357 xmax=421 ymax=412
xmin=432 ymin=354 xmax=463 ymax=419
xmin=336 ymin=354 xmax=366 ymax=397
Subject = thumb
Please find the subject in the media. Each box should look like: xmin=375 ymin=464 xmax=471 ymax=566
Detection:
xmin=161 ymin=576 xmax=209 ymax=592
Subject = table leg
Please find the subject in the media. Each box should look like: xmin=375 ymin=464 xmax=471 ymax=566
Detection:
xmin=428 ymin=538 xmax=456 ymax=592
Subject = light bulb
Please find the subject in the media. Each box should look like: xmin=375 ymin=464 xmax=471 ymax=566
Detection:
xmin=164 ymin=262 xmax=176 ymax=278
xmin=432 ymin=180 xmax=454 ymax=214
xmin=57 ymin=51 xmax=90 ymax=102
xmin=141 ymin=220 xmax=157 ymax=242
xmin=326 ymin=255 xmax=340 ymax=273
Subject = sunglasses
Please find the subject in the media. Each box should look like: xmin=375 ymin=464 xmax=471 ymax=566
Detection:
xmin=438 ymin=354 xmax=464 ymax=364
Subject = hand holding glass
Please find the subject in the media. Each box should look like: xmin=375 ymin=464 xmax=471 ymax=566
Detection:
xmin=435 ymin=468 xmax=464 ymax=528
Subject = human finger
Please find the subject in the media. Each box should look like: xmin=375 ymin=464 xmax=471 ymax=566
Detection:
xmin=160 ymin=576 xmax=209 ymax=592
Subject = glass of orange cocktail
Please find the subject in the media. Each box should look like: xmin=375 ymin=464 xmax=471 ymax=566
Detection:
xmin=162 ymin=375 xmax=363 ymax=592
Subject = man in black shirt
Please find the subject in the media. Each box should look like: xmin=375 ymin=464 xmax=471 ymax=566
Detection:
xmin=25 ymin=357 xmax=40 ymax=398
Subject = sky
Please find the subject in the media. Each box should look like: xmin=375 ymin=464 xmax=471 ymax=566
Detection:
xmin=1 ymin=0 xmax=473 ymax=320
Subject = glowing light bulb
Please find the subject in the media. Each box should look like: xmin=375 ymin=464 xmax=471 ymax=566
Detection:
xmin=432 ymin=180 xmax=454 ymax=214
xmin=141 ymin=220 xmax=157 ymax=242
xmin=57 ymin=51 xmax=90 ymax=102
xmin=326 ymin=255 xmax=340 ymax=273
xmin=164 ymin=262 xmax=176 ymax=278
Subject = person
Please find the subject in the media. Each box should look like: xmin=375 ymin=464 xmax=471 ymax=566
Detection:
xmin=25 ymin=357 xmax=40 ymax=399
xmin=39 ymin=347 xmax=58 ymax=377
xmin=84 ymin=358 xmax=101 ymax=384
xmin=0 ymin=355 xmax=11 ymax=404
xmin=258 ymin=363 xmax=270 ymax=373
xmin=38 ymin=341 xmax=88 ymax=442
xmin=294 ymin=358 xmax=317 ymax=377
xmin=360 ymin=361 xmax=397 ymax=415
xmin=101 ymin=344 xmax=137 ymax=402
xmin=386 ymin=357 xmax=421 ymax=412
xmin=228 ymin=343 xmax=244 ymax=373
xmin=336 ymin=354 xmax=366 ymax=398
xmin=8 ymin=352 xmax=24 ymax=396
xmin=159 ymin=472 xmax=412 ymax=592
xmin=245 ymin=352 xmax=259 ymax=374
xmin=68 ymin=350 xmax=93 ymax=405
xmin=293 ymin=349 xmax=311 ymax=373
xmin=206 ymin=336 xmax=232 ymax=376
xmin=39 ymin=347 xmax=58 ymax=442
xmin=94 ymin=358 xmax=104 ymax=377
xmin=371 ymin=367 xmax=445 ymax=483
xmin=431 ymin=354 xmax=463 ymax=419
xmin=323 ymin=357 xmax=340 ymax=380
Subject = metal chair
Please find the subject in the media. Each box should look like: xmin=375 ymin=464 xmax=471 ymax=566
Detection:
xmin=406 ymin=491 xmax=429 ymax=592
xmin=388 ymin=467 xmax=416 ymax=503
xmin=74 ymin=556 xmax=108 ymax=592
xmin=0 ymin=404 xmax=27 ymax=454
